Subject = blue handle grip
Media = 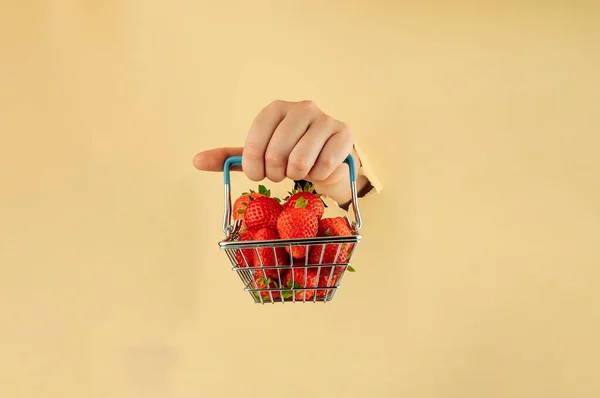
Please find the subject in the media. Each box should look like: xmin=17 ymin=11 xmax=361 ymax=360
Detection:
xmin=223 ymin=154 xmax=357 ymax=187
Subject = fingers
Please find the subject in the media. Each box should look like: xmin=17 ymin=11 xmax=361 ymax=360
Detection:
xmin=309 ymin=123 xmax=353 ymax=183
xmin=193 ymin=100 xmax=355 ymax=192
xmin=193 ymin=147 xmax=243 ymax=171
xmin=243 ymin=100 xmax=294 ymax=181
xmin=264 ymin=101 xmax=321 ymax=182
xmin=286 ymin=114 xmax=338 ymax=180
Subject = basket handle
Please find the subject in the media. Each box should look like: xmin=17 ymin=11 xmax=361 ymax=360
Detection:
xmin=222 ymin=154 xmax=363 ymax=236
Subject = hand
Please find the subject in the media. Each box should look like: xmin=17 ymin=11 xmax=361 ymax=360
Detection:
xmin=193 ymin=100 xmax=367 ymax=207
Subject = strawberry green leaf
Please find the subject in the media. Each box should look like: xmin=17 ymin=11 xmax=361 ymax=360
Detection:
xmin=282 ymin=290 xmax=294 ymax=299
xmin=347 ymin=266 xmax=356 ymax=272
xmin=274 ymin=197 xmax=281 ymax=203
xmin=285 ymin=281 xmax=303 ymax=289
xmin=295 ymin=197 xmax=309 ymax=209
xmin=236 ymin=209 xmax=246 ymax=214
xmin=258 ymin=185 xmax=269 ymax=195
xmin=242 ymin=192 xmax=249 ymax=195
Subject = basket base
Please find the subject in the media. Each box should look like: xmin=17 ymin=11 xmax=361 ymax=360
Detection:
xmin=247 ymin=287 xmax=340 ymax=304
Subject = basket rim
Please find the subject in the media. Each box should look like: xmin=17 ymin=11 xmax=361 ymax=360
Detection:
xmin=218 ymin=234 xmax=362 ymax=249
xmin=231 ymin=262 xmax=352 ymax=271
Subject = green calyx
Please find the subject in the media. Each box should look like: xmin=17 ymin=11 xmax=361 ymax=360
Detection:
xmin=244 ymin=185 xmax=281 ymax=203
xmin=284 ymin=181 xmax=323 ymax=201
xmin=248 ymin=184 xmax=270 ymax=197
xmin=281 ymin=282 xmax=303 ymax=299
xmin=255 ymin=276 xmax=278 ymax=289
xmin=294 ymin=197 xmax=309 ymax=209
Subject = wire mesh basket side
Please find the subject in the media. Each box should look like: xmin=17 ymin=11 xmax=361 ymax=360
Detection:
xmin=221 ymin=237 xmax=360 ymax=304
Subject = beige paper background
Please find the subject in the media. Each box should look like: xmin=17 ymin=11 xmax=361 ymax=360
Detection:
xmin=1 ymin=1 xmax=599 ymax=397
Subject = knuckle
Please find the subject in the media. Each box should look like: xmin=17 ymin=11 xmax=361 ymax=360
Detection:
xmin=288 ymin=153 xmax=311 ymax=173
xmin=244 ymin=141 xmax=264 ymax=158
xmin=264 ymin=151 xmax=287 ymax=168
xmin=317 ymin=113 xmax=335 ymax=128
xmin=265 ymin=99 xmax=284 ymax=111
xmin=337 ymin=120 xmax=351 ymax=135
xmin=320 ymin=156 xmax=337 ymax=171
xmin=295 ymin=100 xmax=319 ymax=115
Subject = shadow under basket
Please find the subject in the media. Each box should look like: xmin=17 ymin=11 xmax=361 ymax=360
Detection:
xmin=217 ymin=154 xmax=363 ymax=304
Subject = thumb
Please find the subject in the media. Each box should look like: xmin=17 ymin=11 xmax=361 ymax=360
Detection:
xmin=192 ymin=147 xmax=243 ymax=171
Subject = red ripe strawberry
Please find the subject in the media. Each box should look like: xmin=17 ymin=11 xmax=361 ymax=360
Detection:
xmin=233 ymin=193 xmax=262 ymax=221
xmin=318 ymin=217 xmax=353 ymax=238
xmin=308 ymin=217 xmax=355 ymax=276
xmin=244 ymin=196 xmax=282 ymax=230
xmin=276 ymin=197 xmax=318 ymax=258
xmin=315 ymin=268 xmax=339 ymax=299
xmin=283 ymin=182 xmax=325 ymax=219
xmin=281 ymin=267 xmax=317 ymax=301
xmin=234 ymin=194 xmax=260 ymax=233
xmin=280 ymin=265 xmax=338 ymax=300
xmin=308 ymin=243 xmax=348 ymax=265
xmin=252 ymin=228 xmax=291 ymax=279
xmin=254 ymin=276 xmax=281 ymax=302
xmin=234 ymin=185 xmax=281 ymax=233
xmin=236 ymin=230 xmax=256 ymax=268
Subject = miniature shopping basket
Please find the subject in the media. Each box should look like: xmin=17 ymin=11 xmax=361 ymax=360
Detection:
xmin=218 ymin=154 xmax=363 ymax=304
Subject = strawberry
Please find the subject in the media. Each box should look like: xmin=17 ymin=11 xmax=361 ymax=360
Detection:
xmin=281 ymin=266 xmax=338 ymax=300
xmin=244 ymin=196 xmax=283 ymax=230
xmin=235 ymin=229 xmax=256 ymax=268
xmin=312 ymin=216 xmax=354 ymax=259
xmin=283 ymin=182 xmax=325 ymax=219
xmin=253 ymin=276 xmax=281 ymax=302
xmin=315 ymin=268 xmax=339 ymax=299
xmin=281 ymin=267 xmax=317 ymax=301
xmin=308 ymin=243 xmax=348 ymax=265
xmin=252 ymin=228 xmax=291 ymax=279
xmin=318 ymin=217 xmax=353 ymax=238
xmin=276 ymin=197 xmax=319 ymax=258
xmin=234 ymin=185 xmax=280 ymax=233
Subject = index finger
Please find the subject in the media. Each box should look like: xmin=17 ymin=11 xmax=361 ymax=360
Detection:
xmin=193 ymin=147 xmax=244 ymax=171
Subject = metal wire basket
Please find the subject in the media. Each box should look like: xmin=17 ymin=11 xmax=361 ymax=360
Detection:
xmin=218 ymin=154 xmax=363 ymax=304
